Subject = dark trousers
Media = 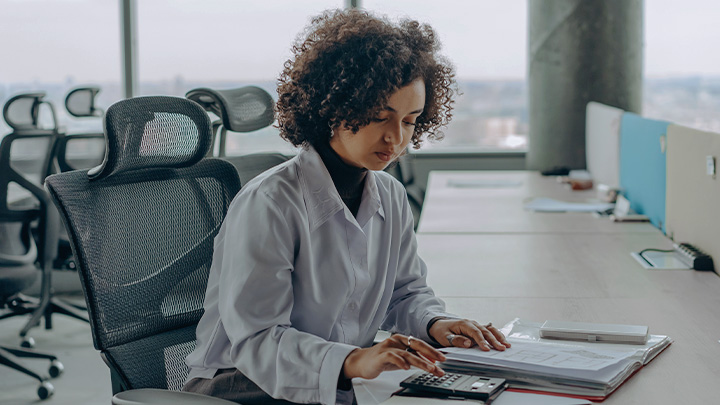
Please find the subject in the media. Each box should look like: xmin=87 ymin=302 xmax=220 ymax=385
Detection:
xmin=183 ymin=368 xmax=299 ymax=404
xmin=183 ymin=368 xmax=355 ymax=404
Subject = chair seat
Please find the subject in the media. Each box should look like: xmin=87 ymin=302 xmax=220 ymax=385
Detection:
xmin=113 ymin=389 xmax=237 ymax=405
xmin=0 ymin=263 xmax=37 ymax=298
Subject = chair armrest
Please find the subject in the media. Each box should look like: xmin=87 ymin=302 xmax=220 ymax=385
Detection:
xmin=112 ymin=389 xmax=237 ymax=405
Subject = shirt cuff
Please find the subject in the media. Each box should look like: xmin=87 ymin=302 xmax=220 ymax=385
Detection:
xmin=426 ymin=316 xmax=451 ymax=345
xmin=420 ymin=312 xmax=458 ymax=344
xmin=319 ymin=343 xmax=358 ymax=405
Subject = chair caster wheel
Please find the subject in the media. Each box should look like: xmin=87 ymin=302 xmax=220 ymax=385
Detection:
xmin=38 ymin=381 xmax=54 ymax=400
xmin=21 ymin=336 xmax=35 ymax=348
xmin=49 ymin=360 xmax=64 ymax=378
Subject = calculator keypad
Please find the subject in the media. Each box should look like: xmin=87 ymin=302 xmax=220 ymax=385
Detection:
xmin=401 ymin=370 xmax=506 ymax=399
xmin=409 ymin=372 xmax=463 ymax=388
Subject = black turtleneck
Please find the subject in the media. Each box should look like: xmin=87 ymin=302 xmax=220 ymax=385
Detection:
xmin=314 ymin=142 xmax=368 ymax=217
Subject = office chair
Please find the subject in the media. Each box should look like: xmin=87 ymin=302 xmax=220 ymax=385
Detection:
xmin=186 ymin=86 xmax=289 ymax=184
xmin=60 ymin=87 xmax=105 ymax=173
xmin=0 ymin=93 xmax=65 ymax=400
xmin=45 ymin=96 xmax=240 ymax=404
xmin=0 ymin=93 xmax=90 ymax=346
xmin=52 ymin=88 xmax=106 ymax=271
xmin=386 ymin=154 xmax=425 ymax=230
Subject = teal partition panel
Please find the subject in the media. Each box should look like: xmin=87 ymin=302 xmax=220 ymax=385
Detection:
xmin=619 ymin=113 xmax=670 ymax=232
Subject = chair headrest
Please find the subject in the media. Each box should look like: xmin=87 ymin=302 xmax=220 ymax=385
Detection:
xmin=65 ymin=87 xmax=103 ymax=118
xmin=2 ymin=92 xmax=56 ymax=130
xmin=88 ymin=96 xmax=212 ymax=180
xmin=185 ymin=86 xmax=274 ymax=133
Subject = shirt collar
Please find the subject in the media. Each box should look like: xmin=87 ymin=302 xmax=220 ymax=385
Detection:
xmin=297 ymin=145 xmax=385 ymax=232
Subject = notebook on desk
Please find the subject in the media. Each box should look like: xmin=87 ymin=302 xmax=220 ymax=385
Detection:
xmin=439 ymin=319 xmax=672 ymax=401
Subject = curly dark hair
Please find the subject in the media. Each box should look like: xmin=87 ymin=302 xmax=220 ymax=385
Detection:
xmin=276 ymin=9 xmax=456 ymax=149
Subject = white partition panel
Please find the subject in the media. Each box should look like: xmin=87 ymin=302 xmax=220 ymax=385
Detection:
xmin=585 ymin=101 xmax=624 ymax=188
xmin=666 ymin=124 xmax=720 ymax=272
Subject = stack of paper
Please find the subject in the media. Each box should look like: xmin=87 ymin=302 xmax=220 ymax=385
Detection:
xmin=523 ymin=198 xmax=614 ymax=213
xmin=440 ymin=319 xmax=672 ymax=400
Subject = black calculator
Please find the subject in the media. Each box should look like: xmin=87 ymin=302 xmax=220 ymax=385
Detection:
xmin=399 ymin=371 xmax=506 ymax=400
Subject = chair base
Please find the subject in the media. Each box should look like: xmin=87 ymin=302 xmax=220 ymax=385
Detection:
xmin=0 ymin=346 xmax=62 ymax=400
xmin=19 ymin=296 xmax=89 ymax=339
xmin=113 ymin=389 xmax=237 ymax=405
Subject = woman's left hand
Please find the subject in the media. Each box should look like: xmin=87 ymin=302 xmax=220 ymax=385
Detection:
xmin=429 ymin=319 xmax=511 ymax=351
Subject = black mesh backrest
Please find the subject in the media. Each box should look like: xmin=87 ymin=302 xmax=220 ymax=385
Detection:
xmin=185 ymin=86 xmax=274 ymax=133
xmin=45 ymin=96 xmax=241 ymax=391
xmin=90 ymin=96 xmax=212 ymax=180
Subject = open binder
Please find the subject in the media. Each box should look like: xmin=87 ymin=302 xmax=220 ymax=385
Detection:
xmin=439 ymin=319 xmax=672 ymax=401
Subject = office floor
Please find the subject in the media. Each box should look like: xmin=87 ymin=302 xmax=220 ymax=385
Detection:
xmin=0 ymin=293 xmax=112 ymax=405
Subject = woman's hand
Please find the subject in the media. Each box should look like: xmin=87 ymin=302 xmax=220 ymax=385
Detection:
xmin=342 ymin=334 xmax=446 ymax=380
xmin=429 ymin=319 xmax=511 ymax=351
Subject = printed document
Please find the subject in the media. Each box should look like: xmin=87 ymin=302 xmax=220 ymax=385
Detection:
xmin=442 ymin=340 xmax=634 ymax=371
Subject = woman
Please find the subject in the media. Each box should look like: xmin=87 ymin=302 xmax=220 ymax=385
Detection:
xmin=184 ymin=9 xmax=510 ymax=405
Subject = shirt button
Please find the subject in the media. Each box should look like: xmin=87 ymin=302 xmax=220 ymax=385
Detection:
xmin=348 ymin=302 xmax=357 ymax=311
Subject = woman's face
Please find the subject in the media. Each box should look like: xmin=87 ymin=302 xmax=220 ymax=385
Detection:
xmin=330 ymin=79 xmax=425 ymax=171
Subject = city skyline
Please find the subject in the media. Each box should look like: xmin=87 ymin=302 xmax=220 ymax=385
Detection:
xmin=2 ymin=74 xmax=719 ymax=154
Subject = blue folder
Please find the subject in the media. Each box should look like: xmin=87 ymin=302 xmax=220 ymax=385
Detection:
xmin=619 ymin=113 xmax=670 ymax=233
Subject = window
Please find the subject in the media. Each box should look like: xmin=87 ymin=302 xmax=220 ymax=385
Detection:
xmin=362 ymin=0 xmax=528 ymax=153
xmin=136 ymin=0 xmax=341 ymax=155
xmin=0 ymin=0 xmax=121 ymax=137
xmin=644 ymin=0 xmax=720 ymax=132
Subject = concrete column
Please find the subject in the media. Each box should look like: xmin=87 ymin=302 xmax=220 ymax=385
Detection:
xmin=527 ymin=0 xmax=643 ymax=170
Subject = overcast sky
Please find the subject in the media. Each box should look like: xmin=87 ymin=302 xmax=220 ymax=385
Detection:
xmin=1 ymin=0 xmax=719 ymax=83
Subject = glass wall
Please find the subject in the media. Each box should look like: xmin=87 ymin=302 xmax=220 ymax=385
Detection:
xmin=0 ymin=0 xmax=121 ymax=136
xmin=136 ymin=0 xmax=340 ymax=155
xmin=644 ymin=0 xmax=720 ymax=132
xmin=5 ymin=1 xmax=717 ymax=154
xmin=362 ymin=0 xmax=528 ymax=153
xmin=134 ymin=1 xmax=528 ymax=155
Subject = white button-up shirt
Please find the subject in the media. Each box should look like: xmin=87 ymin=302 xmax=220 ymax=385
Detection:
xmin=186 ymin=146 xmax=453 ymax=404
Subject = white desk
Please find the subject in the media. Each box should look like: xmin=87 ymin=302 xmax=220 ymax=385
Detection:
xmin=438 ymin=296 xmax=720 ymax=404
xmin=417 ymin=171 xmax=658 ymax=234
xmin=371 ymin=170 xmax=720 ymax=404
xmin=418 ymin=232 xmax=700 ymax=299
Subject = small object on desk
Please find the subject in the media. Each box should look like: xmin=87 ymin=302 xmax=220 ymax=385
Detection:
xmin=674 ymin=242 xmax=714 ymax=271
xmin=610 ymin=213 xmax=649 ymax=222
xmin=631 ymin=243 xmax=714 ymax=271
xmin=523 ymin=197 xmax=614 ymax=213
xmin=399 ymin=371 xmax=506 ymax=401
xmin=556 ymin=171 xmax=594 ymax=190
xmin=568 ymin=179 xmax=593 ymax=190
xmin=539 ymin=320 xmax=649 ymax=345
xmin=631 ymin=250 xmax=690 ymax=270
xmin=540 ymin=166 xmax=570 ymax=176
xmin=567 ymin=170 xmax=592 ymax=180
xmin=609 ymin=195 xmax=649 ymax=222
xmin=447 ymin=179 xmax=523 ymax=189
xmin=596 ymin=183 xmax=619 ymax=203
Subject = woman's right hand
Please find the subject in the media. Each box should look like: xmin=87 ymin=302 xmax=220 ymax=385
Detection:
xmin=342 ymin=334 xmax=446 ymax=380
